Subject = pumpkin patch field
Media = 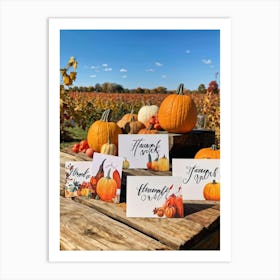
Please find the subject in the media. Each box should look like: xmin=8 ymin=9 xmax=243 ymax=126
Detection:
xmin=60 ymin=90 xmax=220 ymax=146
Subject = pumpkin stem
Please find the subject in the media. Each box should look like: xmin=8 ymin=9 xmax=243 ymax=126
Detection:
xmin=176 ymin=83 xmax=184 ymax=95
xmin=100 ymin=109 xmax=111 ymax=122
xmin=212 ymin=180 xmax=216 ymax=184
xmin=106 ymin=168 xmax=111 ymax=179
xmin=148 ymin=153 xmax=152 ymax=163
xmin=211 ymin=144 xmax=218 ymax=150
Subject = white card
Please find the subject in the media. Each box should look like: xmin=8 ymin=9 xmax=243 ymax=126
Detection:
xmin=126 ymin=176 xmax=184 ymax=218
xmin=65 ymin=161 xmax=92 ymax=198
xmin=118 ymin=134 xmax=169 ymax=169
xmin=91 ymin=153 xmax=124 ymax=203
xmin=172 ymin=159 xmax=220 ymax=200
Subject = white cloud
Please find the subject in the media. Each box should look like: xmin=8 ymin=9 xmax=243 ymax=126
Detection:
xmin=89 ymin=74 xmax=96 ymax=78
xmin=120 ymin=68 xmax=127 ymax=72
xmin=155 ymin=62 xmax=163 ymax=67
xmin=104 ymin=68 xmax=112 ymax=71
xmin=145 ymin=68 xmax=155 ymax=72
xmin=186 ymin=50 xmax=191 ymax=54
xmin=90 ymin=65 xmax=99 ymax=69
xmin=121 ymin=75 xmax=127 ymax=79
xmin=102 ymin=63 xmax=108 ymax=67
xmin=161 ymin=75 xmax=167 ymax=78
xmin=202 ymin=59 xmax=212 ymax=65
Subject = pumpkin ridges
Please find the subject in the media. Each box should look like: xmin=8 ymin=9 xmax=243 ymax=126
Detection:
xmin=194 ymin=144 xmax=220 ymax=159
xmin=87 ymin=109 xmax=122 ymax=153
xmin=203 ymin=180 xmax=220 ymax=201
xmin=158 ymin=84 xmax=197 ymax=133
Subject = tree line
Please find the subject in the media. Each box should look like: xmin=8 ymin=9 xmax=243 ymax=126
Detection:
xmin=67 ymin=81 xmax=219 ymax=94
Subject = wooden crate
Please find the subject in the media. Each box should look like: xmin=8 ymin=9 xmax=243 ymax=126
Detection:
xmin=168 ymin=129 xmax=215 ymax=159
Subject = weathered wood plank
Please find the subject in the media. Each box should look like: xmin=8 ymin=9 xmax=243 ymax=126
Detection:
xmin=73 ymin=196 xmax=215 ymax=250
xmin=59 ymin=151 xmax=220 ymax=250
xmin=183 ymin=201 xmax=220 ymax=229
xmin=60 ymin=197 xmax=171 ymax=250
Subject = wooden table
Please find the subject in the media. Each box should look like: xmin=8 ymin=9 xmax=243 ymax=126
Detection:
xmin=60 ymin=150 xmax=220 ymax=250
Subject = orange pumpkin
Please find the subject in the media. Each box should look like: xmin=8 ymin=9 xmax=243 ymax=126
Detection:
xmin=194 ymin=144 xmax=220 ymax=159
xmin=164 ymin=205 xmax=176 ymax=218
xmin=96 ymin=169 xmax=117 ymax=202
xmin=203 ymin=180 xmax=220 ymax=201
xmin=158 ymin=83 xmax=197 ymax=133
xmin=87 ymin=109 xmax=122 ymax=153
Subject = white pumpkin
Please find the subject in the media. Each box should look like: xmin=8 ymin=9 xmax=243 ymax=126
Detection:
xmin=137 ymin=105 xmax=159 ymax=126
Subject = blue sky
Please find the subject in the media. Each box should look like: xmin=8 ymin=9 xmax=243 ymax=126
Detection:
xmin=60 ymin=30 xmax=220 ymax=90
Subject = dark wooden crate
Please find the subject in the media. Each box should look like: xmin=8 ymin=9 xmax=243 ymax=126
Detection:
xmin=169 ymin=129 xmax=215 ymax=159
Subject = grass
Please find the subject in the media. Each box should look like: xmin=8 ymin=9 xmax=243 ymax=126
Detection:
xmin=60 ymin=126 xmax=87 ymax=149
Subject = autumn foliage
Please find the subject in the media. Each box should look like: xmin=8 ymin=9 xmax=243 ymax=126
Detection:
xmin=60 ymin=90 xmax=220 ymax=146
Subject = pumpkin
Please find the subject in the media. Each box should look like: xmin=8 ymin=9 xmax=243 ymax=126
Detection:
xmin=137 ymin=105 xmax=159 ymax=126
xmin=96 ymin=169 xmax=117 ymax=202
xmin=87 ymin=109 xmax=122 ymax=153
xmin=151 ymin=156 xmax=158 ymax=171
xmin=174 ymin=195 xmax=184 ymax=218
xmin=203 ymin=180 xmax=220 ymax=201
xmin=138 ymin=124 xmax=159 ymax=134
xmin=156 ymin=207 xmax=165 ymax=217
xmin=112 ymin=169 xmax=121 ymax=189
xmin=145 ymin=114 xmax=161 ymax=130
xmin=194 ymin=144 xmax=220 ymax=159
xmin=100 ymin=138 xmax=117 ymax=155
xmin=157 ymin=155 xmax=169 ymax=171
xmin=164 ymin=206 xmax=176 ymax=218
xmin=117 ymin=109 xmax=138 ymax=129
xmin=146 ymin=153 xmax=152 ymax=170
xmin=124 ymin=116 xmax=145 ymax=134
xmin=158 ymin=83 xmax=197 ymax=133
xmin=122 ymin=158 xmax=130 ymax=169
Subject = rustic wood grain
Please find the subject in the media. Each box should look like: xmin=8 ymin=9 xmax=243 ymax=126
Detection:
xmin=60 ymin=197 xmax=171 ymax=250
xmin=73 ymin=196 xmax=219 ymax=250
xmin=59 ymin=151 xmax=220 ymax=250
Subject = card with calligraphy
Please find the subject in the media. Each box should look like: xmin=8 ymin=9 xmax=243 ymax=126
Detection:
xmin=126 ymin=176 xmax=184 ymax=218
xmin=118 ymin=134 xmax=169 ymax=170
xmin=172 ymin=159 xmax=220 ymax=200
xmin=90 ymin=153 xmax=123 ymax=203
xmin=65 ymin=161 xmax=92 ymax=198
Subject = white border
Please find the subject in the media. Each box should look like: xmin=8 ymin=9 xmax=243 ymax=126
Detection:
xmin=49 ymin=18 xmax=231 ymax=262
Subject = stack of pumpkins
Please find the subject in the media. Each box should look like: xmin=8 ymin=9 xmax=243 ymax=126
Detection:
xmin=86 ymin=83 xmax=219 ymax=169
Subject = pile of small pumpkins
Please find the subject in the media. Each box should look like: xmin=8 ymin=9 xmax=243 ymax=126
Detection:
xmin=86 ymin=83 xmax=198 ymax=159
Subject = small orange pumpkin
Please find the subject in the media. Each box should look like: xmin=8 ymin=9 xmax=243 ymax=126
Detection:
xmin=194 ymin=144 xmax=220 ymax=159
xmin=164 ymin=205 xmax=176 ymax=218
xmin=158 ymin=83 xmax=197 ymax=133
xmin=96 ymin=169 xmax=117 ymax=202
xmin=203 ymin=180 xmax=220 ymax=201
